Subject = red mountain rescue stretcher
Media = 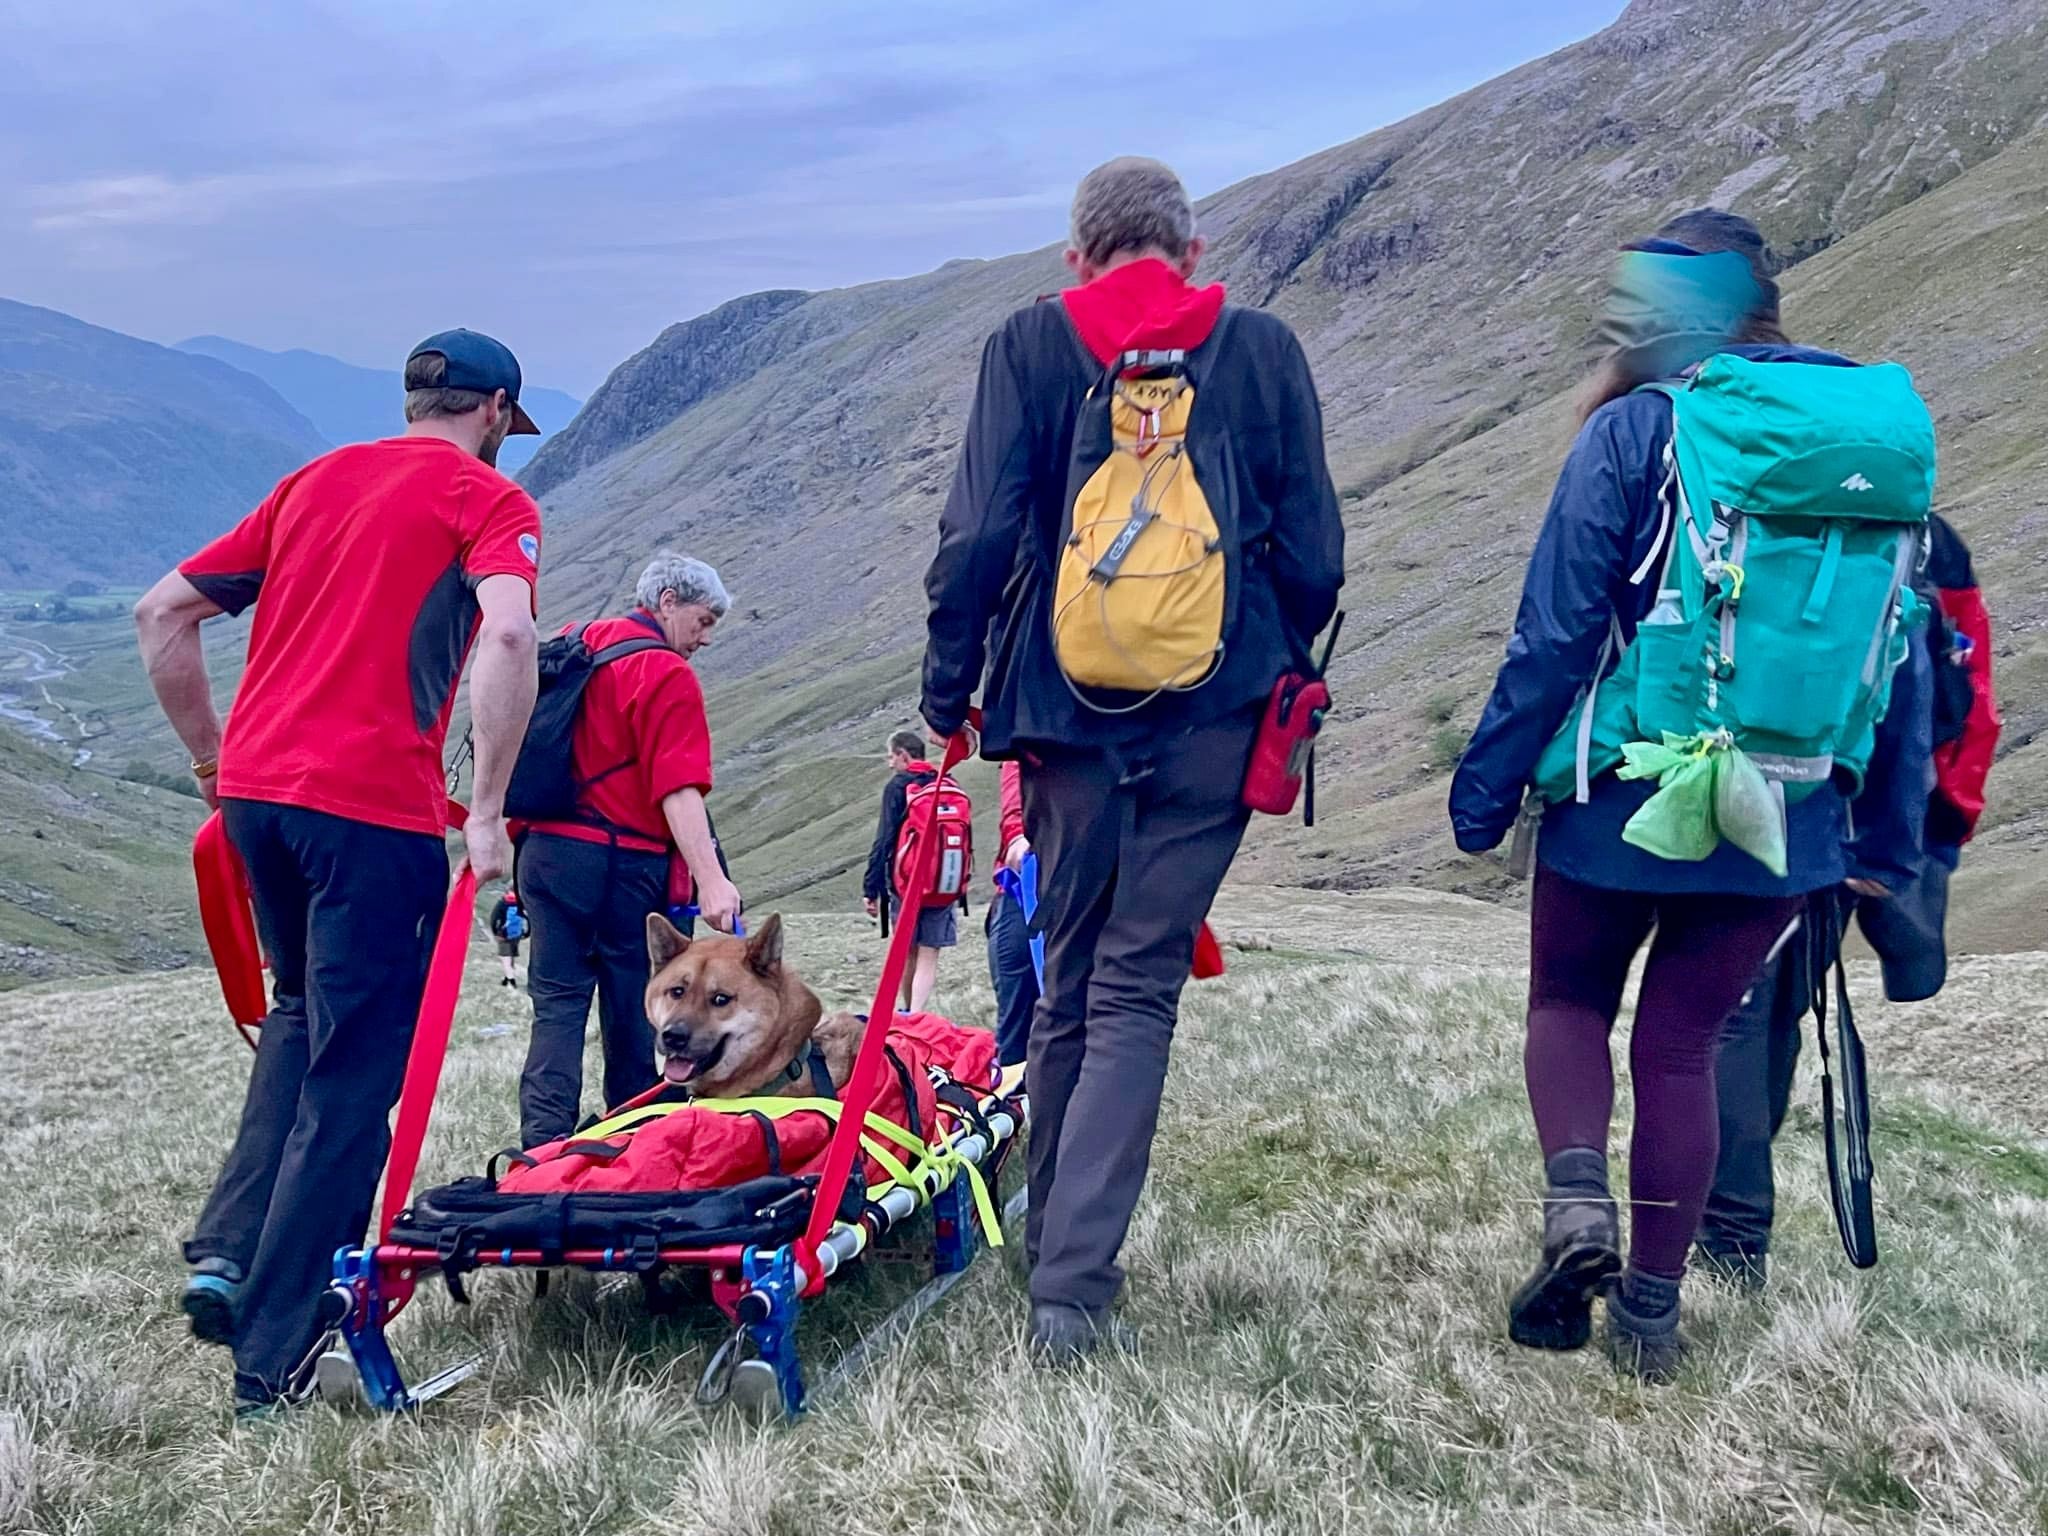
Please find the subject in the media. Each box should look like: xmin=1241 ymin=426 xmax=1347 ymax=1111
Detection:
xmin=193 ymin=726 xmax=1026 ymax=1418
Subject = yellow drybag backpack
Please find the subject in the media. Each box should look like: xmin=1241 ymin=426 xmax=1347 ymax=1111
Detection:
xmin=1052 ymin=312 xmax=1238 ymax=706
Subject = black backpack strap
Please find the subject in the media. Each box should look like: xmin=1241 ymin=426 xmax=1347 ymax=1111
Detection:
xmin=740 ymin=1109 xmax=785 ymax=1176
xmin=806 ymin=1043 xmax=838 ymax=1101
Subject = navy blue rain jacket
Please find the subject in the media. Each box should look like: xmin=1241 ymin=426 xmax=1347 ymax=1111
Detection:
xmin=1449 ymin=345 xmax=1926 ymax=898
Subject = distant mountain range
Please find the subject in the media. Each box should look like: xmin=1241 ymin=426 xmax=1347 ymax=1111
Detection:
xmin=0 ymin=300 xmax=328 ymax=587
xmin=175 ymin=336 xmax=582 ymax=476
xmin=0 ymin=305 xmax=585 ymax=589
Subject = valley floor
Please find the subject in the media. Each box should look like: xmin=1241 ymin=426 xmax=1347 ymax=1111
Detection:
xmin=0 ymin=893 xmax=2042 ymax=1535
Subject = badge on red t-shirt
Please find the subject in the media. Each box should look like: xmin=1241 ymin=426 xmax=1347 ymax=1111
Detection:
xmin=181 ymin=437 xmax=542 ymax=838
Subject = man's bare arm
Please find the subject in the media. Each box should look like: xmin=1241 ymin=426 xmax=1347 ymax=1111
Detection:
xmin=133 ymin=573 xmax=226 ymax=801
xmin=463 ymin=574 xmax=539 ymax=879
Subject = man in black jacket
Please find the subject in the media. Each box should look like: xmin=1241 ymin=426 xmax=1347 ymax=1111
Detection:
xmin=921 ymin=157 xmax=1344 ymax=1362
xmin=862 ymin=729 xmax=956 ymax=1011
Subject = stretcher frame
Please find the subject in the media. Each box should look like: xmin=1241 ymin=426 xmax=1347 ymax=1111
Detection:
xmin=305 ymin=722 xmax=1005 ymax=1420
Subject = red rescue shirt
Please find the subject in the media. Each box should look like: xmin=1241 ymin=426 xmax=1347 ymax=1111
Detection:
xmin=526 ymin=610 xmax=713 ymax=852
xmin=180 ymin=437 xmax=541 ymax=838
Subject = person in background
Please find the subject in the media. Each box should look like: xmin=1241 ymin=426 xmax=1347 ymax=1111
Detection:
xmin=1448 ymin=210 xmax=1930 ymax=1381
xmin=862 ymin=730 xmax=955 ymax=1013
xmin=133 ymin=328 xmax=543 ymax=1419
xmin=489 ymin=889 xmax=526 ymax=989
xmin=515 ymin=553 xmax=742 ymax=1149
xmin=1699 ymin=512 xmax=2000 ymax=1287
xmin=921 ymin=157 xmax=1343 ymax=1363
xmin=986 ymin=759 xmax=1036 ymax=1070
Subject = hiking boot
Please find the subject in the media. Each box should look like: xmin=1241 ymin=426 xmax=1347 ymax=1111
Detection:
xmin=1694 ymin=1242 xmax=1768 ymax=1296
xmin=1028 ymin=1303 xmax=1136 ymax=1368
xmin=1604 ymin=1286 xmax=1687 ymax=1384
xmin=181 ymin=1257 xmax=244 ymax=1347
xmin=1508 ymin=1193 xmax=1620 ymax=1352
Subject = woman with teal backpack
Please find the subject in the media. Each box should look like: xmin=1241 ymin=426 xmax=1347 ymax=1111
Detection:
xmin=1450 ymin=209 xmax=1934 ymax=1380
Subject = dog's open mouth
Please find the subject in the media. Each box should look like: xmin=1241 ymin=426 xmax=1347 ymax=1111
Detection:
xmin=663 ymin=1034 xmax=728 ymax=1086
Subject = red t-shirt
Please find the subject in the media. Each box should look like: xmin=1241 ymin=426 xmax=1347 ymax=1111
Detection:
xmin=530 ymin=610 xmax=713 ymax=849
xmin=180 ymin=437 xmax=541 ymax=838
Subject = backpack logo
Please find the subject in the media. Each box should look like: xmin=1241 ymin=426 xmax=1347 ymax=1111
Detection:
xmin=1840 ymin=474 xmax=1876 ymax=493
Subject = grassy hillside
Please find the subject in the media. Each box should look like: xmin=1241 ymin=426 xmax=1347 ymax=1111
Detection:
xmin=0 ymin=894 xmax=2040 ymax=1532
xmin=0 ymin=729 xmax=205 ymax=988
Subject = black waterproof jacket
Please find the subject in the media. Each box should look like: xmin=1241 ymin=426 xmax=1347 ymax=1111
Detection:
xmin=920 ymin=300 xmax=1344 ymax=753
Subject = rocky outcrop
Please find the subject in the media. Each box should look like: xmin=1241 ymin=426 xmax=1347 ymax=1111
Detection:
xmin=520 ymin=289 xmax=813 ymax=500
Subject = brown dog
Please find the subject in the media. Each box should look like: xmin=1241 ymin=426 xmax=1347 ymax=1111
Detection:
xmin=643 ymin=912 xmax=865 ymax=1099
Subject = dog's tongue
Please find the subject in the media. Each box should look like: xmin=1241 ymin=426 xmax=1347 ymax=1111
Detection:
xmin=663 ymin=1056 xmax=699 ymax=1085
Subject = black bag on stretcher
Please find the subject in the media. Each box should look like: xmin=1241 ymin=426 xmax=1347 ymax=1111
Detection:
xmin=1242 ymin=613 xmax=1342 ymax=825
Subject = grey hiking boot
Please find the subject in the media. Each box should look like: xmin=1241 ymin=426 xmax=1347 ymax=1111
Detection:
xmin=1508 ymin=1193 xmax=1621 ymax=1352
xmin=1028 ymin=1303 xmax=1136 ymax=1368
xmin=1604 ymin=1286 xmax=1687 ymax=1384
xmin=181 ymin=1257 xmax=244 ymax=1348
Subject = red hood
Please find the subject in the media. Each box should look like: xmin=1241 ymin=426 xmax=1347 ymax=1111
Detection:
xmin=1061 ymin=259 xmax=1226 ymax=367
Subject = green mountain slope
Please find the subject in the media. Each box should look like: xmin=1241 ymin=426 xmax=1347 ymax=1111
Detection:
xmin=0 ymin=301 xmax=327 ymax=586
xmin=1250 ymin=120 xmax=2048 ymax=954
xmin=0 ymin=729 xmax=204 ymax=988
xmin=520 ymin=0 xmax=2048 ymax=944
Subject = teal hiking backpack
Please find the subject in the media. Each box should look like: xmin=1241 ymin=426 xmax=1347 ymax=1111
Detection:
xmin=1533 ymin=354 xmax=1936 ymax=874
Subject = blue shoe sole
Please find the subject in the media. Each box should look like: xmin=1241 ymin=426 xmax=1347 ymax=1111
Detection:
xmin=182 ymin=1275 xmax=239 ymax=1347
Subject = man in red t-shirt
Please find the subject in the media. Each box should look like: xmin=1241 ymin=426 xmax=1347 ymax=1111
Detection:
xmin=516 ymin=552 xmax=742 ymax=1145
xmin=132 ymin=329 xmax=544 ymax=1418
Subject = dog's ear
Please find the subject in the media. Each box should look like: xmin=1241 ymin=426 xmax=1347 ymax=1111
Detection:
xmin=744 ymin=913 xmax=783 ymax=977
xmin=646 ymin=912 xmax=691 ymax=972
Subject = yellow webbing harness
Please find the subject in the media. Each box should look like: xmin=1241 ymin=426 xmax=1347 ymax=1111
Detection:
xmin=575 ymin=1086 xmax=1004 ymax=1245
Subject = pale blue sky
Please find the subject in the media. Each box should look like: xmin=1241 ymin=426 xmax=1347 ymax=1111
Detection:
xmin=4 ymin=0 xmax=1625 ymax=394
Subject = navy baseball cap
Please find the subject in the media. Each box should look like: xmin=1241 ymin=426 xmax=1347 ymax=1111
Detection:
xmin=405 ymin=328 xmax=540 ymax=435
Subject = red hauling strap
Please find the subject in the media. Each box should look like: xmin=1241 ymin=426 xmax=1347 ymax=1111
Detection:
xmin=192 ymin=812 xmax=268 ymax=1047
xmin=799 ymin=719 xmax=978 ymax=1279
xmin=379 ymin=861 xmax=477 ymax=1240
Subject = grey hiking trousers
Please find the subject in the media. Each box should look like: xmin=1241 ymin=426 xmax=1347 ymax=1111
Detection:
xmin=1020 ymin=711 xmax=1256 ymax=1313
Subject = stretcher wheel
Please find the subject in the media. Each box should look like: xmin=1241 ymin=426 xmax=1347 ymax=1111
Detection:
xmin=313 ymin=1347 xmax=368 ymax=1412
xmin=727 ymin=1359 xmax=783 ymax=1422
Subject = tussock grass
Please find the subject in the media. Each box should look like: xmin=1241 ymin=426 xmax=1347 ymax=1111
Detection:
xmin=0 ymin=901 xmax=2041 ymax=1534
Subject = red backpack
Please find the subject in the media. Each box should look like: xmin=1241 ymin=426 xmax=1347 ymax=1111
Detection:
xmin=895 ymin=770 xmax=974 ymax=909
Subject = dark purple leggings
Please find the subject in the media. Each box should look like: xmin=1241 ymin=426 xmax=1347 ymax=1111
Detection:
xmin=1526 ymin=864 xmax=1802 ymax=1279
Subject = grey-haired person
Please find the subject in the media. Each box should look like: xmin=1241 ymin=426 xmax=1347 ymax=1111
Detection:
xmin=515 ymin=552 xmax=743 ymax=1146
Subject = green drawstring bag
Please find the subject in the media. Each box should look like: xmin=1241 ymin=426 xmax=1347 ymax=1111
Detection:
xmin=1615 ymin=731 xmax=1789 ymax=872
xmin=1713 ymin=745 xmax=1788 ymax=877
xmin=1617 ymin=734 xmax=1719 ymax=862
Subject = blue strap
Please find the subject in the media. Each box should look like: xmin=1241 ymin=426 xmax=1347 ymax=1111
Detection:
xmin=667 ymin=903 xmax=745 ymax=938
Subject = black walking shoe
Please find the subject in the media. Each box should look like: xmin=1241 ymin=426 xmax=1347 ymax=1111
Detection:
xmin=181 ymin=1257 xmax=244 ymax=1348
xmin=1508 ymin=1194 xmax=1621 ymax=1352
xmin=1604 ymin=1288 xmax=1687 ymax=1384
xmin=1028 ymin=1303 xmax=1136 ymax=1368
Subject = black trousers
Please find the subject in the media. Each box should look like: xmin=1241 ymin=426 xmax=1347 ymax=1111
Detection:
xmin=517 ymin=832 xmax=667 ymax=1147
xmin=1696 ymin=907 xmax=1818 ymax=1258
xmin=1021 ymin=714 xmax=1255 ymax=1313
xmin=190 ymin=799 xmax=443 ymax=1402
xmin=986 ymin=889 xmax=1038 ymax=1069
